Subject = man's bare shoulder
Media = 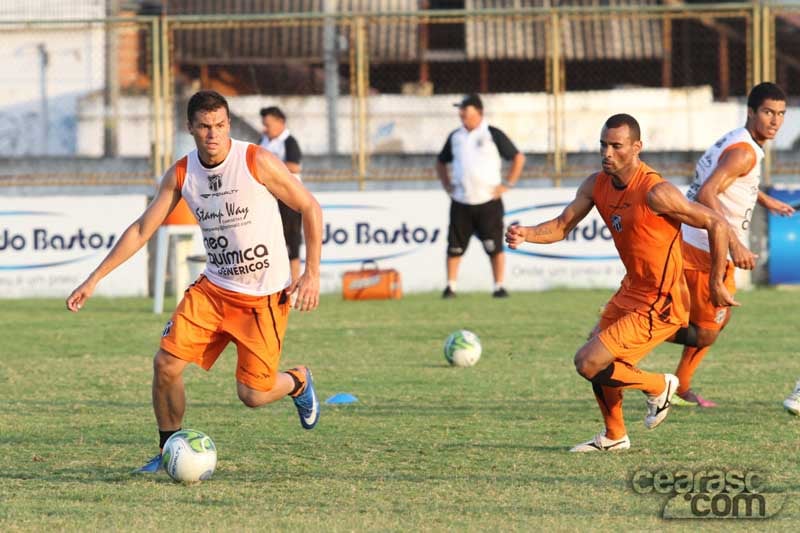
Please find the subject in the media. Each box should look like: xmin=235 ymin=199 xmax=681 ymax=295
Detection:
xmin=159 ymin=160 xmax=183 ymax=188
xmin=579 ymin=171 xmax=603 ymax=185
xmin=248 ymin=144 xmax=286 ymax=185
xmin=252 ymin=143 xmax=281 ymax=161
xmin=646 ymin=180 xmax=686 ymax=215
xmin=577 ymin=172 xmax=601 ymax=195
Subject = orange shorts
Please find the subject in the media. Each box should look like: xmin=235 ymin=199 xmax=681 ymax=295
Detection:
xmin=682 ymin=242 xmax=736 ymax=330
xmin=597 ymin=297 xmax=684 ymax=365
xmin=160 ymin=276 xmax=290 ymax=392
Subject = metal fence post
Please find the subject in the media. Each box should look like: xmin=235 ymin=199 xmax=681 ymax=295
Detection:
xmin=161 ymin=13 xmax=173 ymax=173
xmin=323 ymin=0 xmax=339 ymax=156
xmin=761 ymin=1 xmax=774 ymax=187
xmin=151 ymin=16 xmax=164 ymax=179
xmin=752 ymin=1 xmax=761 ymax=87
xmin=355 ymin=16 xmax=369 ymax=191
xmin=550 ymin=10 xmax=564 ymax=187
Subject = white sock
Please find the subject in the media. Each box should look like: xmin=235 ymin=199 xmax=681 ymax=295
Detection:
xmin=447 ymin=280 xmax=457 ymax=291
xmin=494 ymin=282 xmax=504 ymax=292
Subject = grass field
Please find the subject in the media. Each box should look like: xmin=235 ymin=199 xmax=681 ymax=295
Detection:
xmin=2 ymin=288 xmax=799 ymax=531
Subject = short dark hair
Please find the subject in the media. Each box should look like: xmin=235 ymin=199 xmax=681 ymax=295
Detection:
xmin=260 ymin=106 xmax=286 ymax=121
xmin=747 ymin=82 xmax=786 ymax=111
xmin=604 ymin=113 xmax=641 ymax=141
xmin=187 ymin=90 xmax=229 ymax=123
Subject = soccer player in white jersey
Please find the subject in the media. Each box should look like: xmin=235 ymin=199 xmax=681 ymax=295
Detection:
xmin=671 ymin=82 xmax=795 ymax=408
xmin=66 ymin=91 xmax=323 ymax=472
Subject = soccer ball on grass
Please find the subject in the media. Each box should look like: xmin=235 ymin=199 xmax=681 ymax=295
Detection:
xmin=443 ymin=330 xmax=482 ymax=367
xmin=161 ymin=429 xmax=217 ymax=483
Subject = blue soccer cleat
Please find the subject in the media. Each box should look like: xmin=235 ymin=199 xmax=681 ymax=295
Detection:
xmin=132 ymin=453 xmax=163 ymax=474
xmin=291 ymin=366 xmax=320 ymax=430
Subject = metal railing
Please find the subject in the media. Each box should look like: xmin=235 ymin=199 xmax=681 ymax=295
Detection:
xmin=1 ymin=2 xmax=796 ymax=190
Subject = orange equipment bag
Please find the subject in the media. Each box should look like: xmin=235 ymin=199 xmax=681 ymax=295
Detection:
xmin=342 ymin=260 xmax=402 ymax=301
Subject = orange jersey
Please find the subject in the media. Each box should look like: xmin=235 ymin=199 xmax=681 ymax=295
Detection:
xmin=592 ymin=162 xmax=689 ymax=326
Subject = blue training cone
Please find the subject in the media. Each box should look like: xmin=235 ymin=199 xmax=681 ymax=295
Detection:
xmin=324 ymin=393 xmax=358 ymax=405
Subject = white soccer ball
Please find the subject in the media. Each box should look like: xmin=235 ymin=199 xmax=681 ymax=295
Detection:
xmin=444 ymin=330 xmax=482 ymax=367
xmin=161 ymin=429 xmax=217 ymax=483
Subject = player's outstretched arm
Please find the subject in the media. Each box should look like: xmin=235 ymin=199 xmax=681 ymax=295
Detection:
xmin=505 ymin=173 xmax=596 ymax=248
xmin=253 ymin=147 xmax=322 ymax=312
xmin=647 ymin=181 xmax=738 ymax=308
xmin=758 ymin=190 xmax=796 ymax=217
xmin=65 ymin=167 xmax=182 ymax=312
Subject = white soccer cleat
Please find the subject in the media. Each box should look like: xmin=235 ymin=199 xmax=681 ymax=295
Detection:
xmin=570 ymin=432 xmax=631 ymax=452
xmin=783 ymin=380 xmax=800 ymax=416
xmin=644 ymin=373 xmax=679 ymax=429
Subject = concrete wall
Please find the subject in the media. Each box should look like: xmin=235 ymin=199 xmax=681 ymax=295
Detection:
xmin=6 ymin=86 xmax=800 ymax=160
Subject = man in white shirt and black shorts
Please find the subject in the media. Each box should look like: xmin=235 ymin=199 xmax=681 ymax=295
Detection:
xmin=436 ymin=93 xmax=526 ymax=298
xmin=260 ymin=106 xmax=304 ymax=282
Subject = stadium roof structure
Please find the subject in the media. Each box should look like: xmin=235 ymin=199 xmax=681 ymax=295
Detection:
xmin=163 ymin=0 xmax=668 ymax=64
xmin=168 ymin=0 xmax=420 ymax=64
xmin=465 ymin=0 xmax=663 ymax=60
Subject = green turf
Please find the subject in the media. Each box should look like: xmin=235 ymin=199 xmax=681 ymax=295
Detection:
xmin=1 ymin=289 xmax=798 ymax=531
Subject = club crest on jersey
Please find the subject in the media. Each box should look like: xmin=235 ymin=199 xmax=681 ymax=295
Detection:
xmin=207 ymin=173 xmax=223 ymax=191
xmin=714 ymin=309 xmax=727 ymax=324
xmin=611 ymin=214 xmax=623 ymax=232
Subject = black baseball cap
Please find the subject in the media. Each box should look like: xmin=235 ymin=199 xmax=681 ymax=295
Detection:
xmin=454 ymin=93 xmax=483 ymax=111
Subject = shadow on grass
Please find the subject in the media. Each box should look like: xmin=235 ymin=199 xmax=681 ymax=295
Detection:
xmin=0 ymin=467 xmax=173 ymax=484
xmin=0 ymin=464 xmax=617 ymax=488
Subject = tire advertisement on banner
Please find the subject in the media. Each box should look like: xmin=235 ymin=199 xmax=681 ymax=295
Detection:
xmin=0 ymin=195 xmax=148 ymax=298
xmin=314 ymin=189 xmax=624 ymax=294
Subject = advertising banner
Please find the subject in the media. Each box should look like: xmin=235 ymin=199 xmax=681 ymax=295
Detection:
xmin=315 ymin=189 xmax=625 ymax=294
xmin=0 ymin=195 xmax=148 ymax=297
xmin=767 ymin=186 xmax=800 ymax=285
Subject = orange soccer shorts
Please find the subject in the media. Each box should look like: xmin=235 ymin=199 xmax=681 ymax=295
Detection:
xmin=160 ymin=276 xmax=290 ymax=392
xmin=682 ymin=241 xmax=736 ymax=330
xmin=596 ymin=296 xmax=685 ymax=365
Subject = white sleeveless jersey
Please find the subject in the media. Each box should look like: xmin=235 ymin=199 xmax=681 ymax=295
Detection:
xmin=682 ymin=127 xmax=763 ymax=252
xmin=179 ymin=139 xmax=290 ymax=296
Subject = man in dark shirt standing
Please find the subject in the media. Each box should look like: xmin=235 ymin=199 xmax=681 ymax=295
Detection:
xmin=436 ymin=94 xmax=526 ymax=298
xmin=260 ymin=106 xmax=304 ymax=282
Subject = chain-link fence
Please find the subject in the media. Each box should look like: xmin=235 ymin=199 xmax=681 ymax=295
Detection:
xmin=1 ymin=2 xmax=797 ymax=190
xmin=771 ymin=3 xmax=800 ymax=179
xmin=163 ymin=13 xmax=360 ymax=184
xmin=0 ymin=11 xmax=159 ymax=187
xmin=362 ymin=4 xmax=760 ymax=185
xmin=557 ymin=6 xmax=755 ymax=182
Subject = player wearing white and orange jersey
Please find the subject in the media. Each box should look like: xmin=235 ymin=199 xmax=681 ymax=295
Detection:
xmin=66 ymin=90 xmax=323 ymax=473
xmin=672 ymin=82 xmax=795 ymax=408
